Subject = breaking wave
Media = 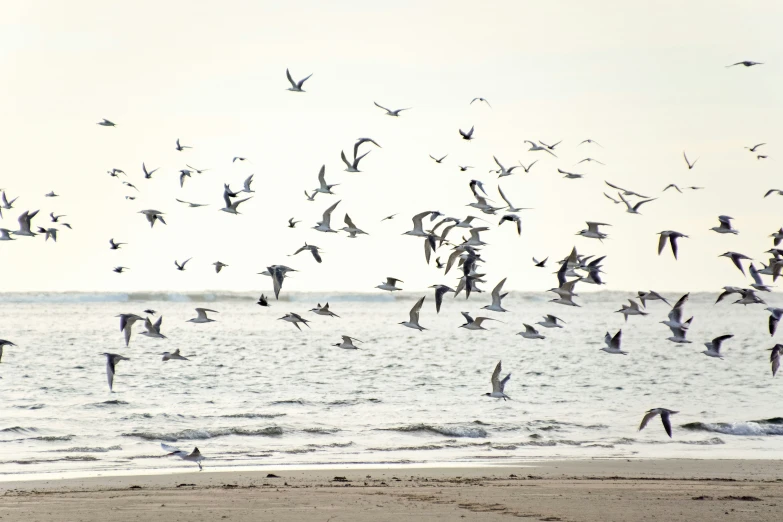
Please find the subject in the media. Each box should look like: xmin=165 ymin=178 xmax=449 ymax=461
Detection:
xmin=380 ymin=424 xmax=488 ymax=438
xmin=682 ymin=419 xmax=783 ymax=436
xmin=122 ymin=426 xmax=284 ymax=441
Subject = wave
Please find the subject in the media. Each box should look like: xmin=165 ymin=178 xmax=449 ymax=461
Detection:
xmin=12 ymin=404 xmax=45 ymax=410
xmin=30 ymin=435 xmax=74 ymax=441
xmin=122 ymin=426 xmax=283 ymax=441
xmin=85 ymin=400 xmax=129 ymax=408
xmin=682 ymin=420 xmax=783 ymax=436
xmin=380 ymin=424 xmax=488 ymax=438
xmin=303 ymin=428 xmax=341 ymax=434
xmin=220 ymin=413 xmax=286 ymax=419
xmin=50 ymin=445 xmax=122 ymax=453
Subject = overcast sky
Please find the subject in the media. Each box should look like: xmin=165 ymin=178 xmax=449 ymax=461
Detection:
xmin=1 ymin=1 xmax=781 ymax=294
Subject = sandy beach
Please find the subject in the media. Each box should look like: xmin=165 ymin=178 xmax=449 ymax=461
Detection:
xmin=2 ymin=459 xmax=782 ymax=521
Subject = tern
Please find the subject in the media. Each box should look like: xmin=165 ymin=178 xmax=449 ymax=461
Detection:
xmin=117 ymin=313 xmax=143 ymax=347
xmin=459 ymin=126 xmax=475 ymax=140
xmin=311 ymin=303 xmax=339 ymax=318
xmin=142 ymin=162 xmax=158 ymax=179
xmin=102 ymin=353 xmax=129 ymax=391
xmin=113 ymin=266 xmax=129 ymax=273
xmin=37 ymin=227 xmax=58 ymax=242
xmin=767 ymin=308 xmax=783 ymax=336
xmin=161 ymin=443 xmax=203 ymax=471
xmin=313 ymin=200 xmax=340 ymax=233
xmin=579 ymin=139 xmax=603 ymax=147
xmin=770 ymin=345 xmax=781 ymax=376
xmin=483 ymin=361 xmax=511 ymax=400
xmin=498 ymin=214 xmax=522 ymax=235
xmin=702 ymin=334 xmax=733 ymax=359
xmin=241 ymin=174 xmax=255 ymax=193
xmin=429 ymin=284 xmax=455 ymax=313
xmin=558 ymin=168 xmax=584 ymax=179
xmin=97 ymin=118 xmax=116 ymax=126
xmin=616 ymin=300 xmax=648 ymax=322
xmin=637 ymin=291 xmax=670 ymax=307
xmin=279 ymin=312 xmax=310 ymax=331
xmin=403 ymin=211 xmax=434 ymax=237
xmin=683 ymin=151 xmax=698 ymax=169
xmin=176 ymin=199 xmax=208 ymax=208
xmin=719 ymin=251 xmax=752 ymax=275
xmin=0 ymin=192 xmax=18 ymax=213
xmin=212 ymin=261 xmax=228 ymax=273
xmin=663 ymin=184 xmax=703 ymax=193
xmin=174 ymin=258 xmax=192 ymax=271
xmin=141 ymin=316 xmax=166 ymax=339
xmin=353 ymin=137 xmax=381 ymax=159
xmin=518 ymin=324 xmax=545 ymax=339
xmin=373 ymin=101 xmax=410 ymax=116
xmin=601 ymin=330 xmax=627 ymax=355
xmin=232 ymin=156 xmax=246 ymax=163
xmin=340 ymin=150 xmax=370 ymax=173
xmin=576 ymin=157 xmax=605 ymax=166
xmin=304 ymin=190 xmax=317 ymax=201
xmin=459 ymin=312 xmax=497 ymax=331
xmin=657 ymin=231 xmax=687 ymax=259
xmin=482 ymin=278 xmax=509 ymax=312
xmin=161 ymin=349 xmax=189 ymax=361
xmin=12 ymin=210 xmax=39 ymax=237
xmin=342 ymin=214 xmax=368 ymax=238
xmin=749 ymin=264 xmax=772 ymax=292
xmin=334 ymin=335 xmax=362 ymax=349
xmin=537 ymin=315 xmax=565 ymax=329
xmin=726 ymin=61 xmax=763 ymax=67
xmin=179 ymin=170 xmax=192 ymax=188
xmin=733 ymin=288 xmax=766 ymax=306
xmin=746 ymin=143 xmax=766 ymax=152
xmin=617 ymin=192 xmax=657 ymax=214
xmin=577 ymin=222 xmax=610 ymax=241
xmin=175 ymin=138 xmax=191 ymax=151
xmin=470 ymin=97 xmax=491 ymax=107
xmin=288 ymin=218 xmax=299 ymax=228
xmin=497 ymin=186 xmax=529 ymax=212
xmin=0 ymin=229 xmax=14 ymax=241
xmin=291 ymin=243 xmax=323 ymax=263
xmin=257 ymin=294 xmax=269 ymax=307
xmin=430 ymin=154 xmax=448 ymax=164
xmin=524 ymin=140 xmax=557 ymax=157
xmin=108 ymin=168 xmax=125 ymax=178
xmin=220 ymin=195 xmax=253 ymax=214
xmin=399 ymin=296 xmax=426 ymax=331
xmin=186 ymin=164 xmax=209 ymax=174
xmin=539 ymin=140 xmax=562 ymax=151
xmin=261 ymin=265 xmax=297 ymax=300
xmin=665 ymin=322 xmax=692 ymax=344
xmin=715 ymin=286 xmax=744 ymax=304
xmin=639 ymin=408 xmax=677 ymax=438
xmin=286 ymin=68 xmax=312 ymax=92
xmin=188 ymin=308 xmax=218 ymax=323
xmin=533 ymin=257 xmax=548 ymax=267
xmin=605 ymin=181 xmax=649 ymax=199
xmin=662 ymin=293 xmax=691 ymax=329
xmin=139 ymin=209 xmax=166 ymax=228
xmin=518 ymin=160 xmax=539 ymax=173
xmin=458 ymin=165 xmax=472 ymax=171
xmin=711 ymin=215 xmax=738 ymax=235
xmin=377 ymin=277 xmax=403 ymax=292
xmin=314 ymin=165 xmax=339 ymax=194
xmin=0 ymin=339 xmax=16 ymax=363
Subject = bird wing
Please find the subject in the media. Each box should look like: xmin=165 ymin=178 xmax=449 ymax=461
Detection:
xmin=373 ymin=101 xmax=390 ymax=112
xmin=633 ymin=198 xmax=657 ymax=211
xmin=611 ymin=330 xmax=622 ymax=349
xmin=153 ymin=316 xmax=163 ymax=332
xmin=285 ymin=68 xmax=297 ymax=88
xmin=340 ymin=150 xmax=352 ymax=169
xmin=344 ymin=213 xmax=357 ymax=229
xmin=750 ymin=264 xmax=764 ymax=286
xmin=771 ymin=347 xmax=780 ymax=376
xmin=460 ymin=311 xmax=473 ymax=323
xmin=660 ymin=411 xmax=673 ymax=438
xmin=491 ymin=361 xmax=502 ymax=390
xmin=317 ymin=165 xmax=327 ymax=188
xmin=409 ymin=296 xmax=425 ymax=323
xmin=321 ymin=200 xmax=340 ymax=227
xmin=638 ymin=410 xmax=658 ymax=432
xmin=105 ymin=356 xmax=115 ymax=390
xmin=711 ymin=334 xmax=733 ymax=352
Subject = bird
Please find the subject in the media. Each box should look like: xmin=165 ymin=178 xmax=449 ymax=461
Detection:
xmin=767 ymin=307 xmax=783 ymax=336
xmin=97 ymin=118 xmax=116 ymax=127
xmin=459 ymin=126 xmax=475 ymax=140
xmin=617 ymin=192 xmax=657 ymax=214
xmin=710 ymin=215 xmax=738 ymax=235
xmin=176 ymin=199 xmax=208 ymax=208
xmin=429 ymin=285 xmax=455 ymax=313
xmin=601 ymin=330 xmax=627 ymax=355
xmin=429 ymin=154 xmax=448 ymax=164
xmin=37 ymin=227 xmax=58 ymax=242
xmin=179 ymin=170 xmax=192 ymax=188
xmin=377 ymin=277 xmax=403 ymax=292
xmin=524 ymin=140 xmax=557 ymax=157
xmin=664 ymin=324 xmax=692 ymax=345
xmin=0 ymin=191 xmax=19 ymax=213
xmin=341 ymin=214 xmax=368 ymax=238
xmin=639 ymin=408 xmax=678 ymax=438
xmin=558 ymin=168 xmax=584 ymax=179
xmin=518 ymin=324 xmax=545 ymax=339
xmin=579 ymin=139 xmax=603 ymax=147
xmin=353 ymin=137 xmax=381 ymax=159
xmin=373 ymin=102 xmax=410 ymax=116
xmin=334 ymin=335 xmax=362 ymax=350
xmin=637 ymin=291 xmax=670 ymax=307
xmin=576 ymin=157 xmax=605 ymax=166
xmin=497 ymin=186 xmax=529 ymax=213
xmin=292 ymin=243 xmax=323 ymax=263
xmin=144 ymin=309 xmax=156 ymax=315
xmin=232 ymin=156 xmax=247 ymax=163
xmin=278 ymin=312 xmax=310 ymax=331
xmin=310 ymin=303 xmax=339 ymax=318
xmin=533 ymin=257 xmax=548 ymax=267
xmin=186 ymin=164 xmax=209 ymax=174
xmin=498 ymin=214 xmax=522 ymax=235
xmin=113 ymin=266 xmax=129 ymax=274
xmin=616 ymin=300 xmax=648 ymax=322
xmin=188 ymin=308 xmax=218 ymax=323
xmin=0 ymin=229 xmax=14 ymax=241
xmin=241 ymin=174 xmax=255 ymax=193
xmin=470 ymin=97 xmax=491 ymax=108
xmin=213 ymin=261 xmax=228 ymax=273
xmin=304 ymin=190 xmax=317 ymax=201
xmin=399 ymin=296 xmax=426 ymax=331
xmin=539 ymin=140 xmax=562 ymax=151
xmin=220 ymin=194 xmax=253 ymax=214
xmin=770 ymin=345 xmax=781 ymax=377
xmin=749 ymin=264 xmax=772 ymax=292
xmin=140 ymin=316 xmax=166 ymax=339
xmin=764 ymin=189 xmax=783 ymax=198
xmin=257 ymin=294 xmax=269 ymax=307
xmin=161 ymin=349 xmax=189 ymax=362
xmin=0 ymin=339 xmax=17 ymax=363
xmin=657 ymin=231 xmax=688 ymax=260
xmin=746 ymin=143 xmax=766 ymax=152
xmin=138 ymin=209 xmax=166 ymax=228
xmin=313 ymin=200 xmax=341 ymax=233
xmin=683 ymin=151 xmax=698 ymax=169
xmin=459 ymin=312 xmax=498 ymax=331
xmin=286 ymin=68 xmax=312 ymax=92
xmin=458 ymin=165 xmax=472 ymax=171
xmin=107 ymin=168 xmax=125 ymax=178
xmin=102 ymin=353 xmax=129 ymax=391
xmin=340 ymin=150 xmax=370 ymax=173
xmin=117 ymin=313 xmax=143 ymax=347
xmin=288 ymin=218 xmax=300 ymax=228
xmin=314 ymin=165 xmax=339 ymax=195
xmin=261 ymin=265 xmax=297 ymax=300
xmin=719 ymin=251 xmax=752 ymax=275
xmin=12 ymin=210 xmax=39 ymax=237
xmin=174 ymin=258 xmax=192 ymax=271
xmin=45 ymin=191 xmax=59 ymax=197
xmin=142 ymin=162 xmax=158 ymax=179
xmin=161 ymin=443 xmax=204 ymax=471
xmin=518 ymin=160 xmax=539 ymax=173
xmin=605 ymin=181 xmax=650 ymax=199
xmin=577 ymin=222 xmax=610 ymax=241
xmin=537 ymin=315 xmax=565 ymax=329
xmin=482 ymin=278 xmax=509 ymax=312
xmin=702 ymin=334 xmax=733 ymax=359
xmin=663 ymin=184 xmax=703 ymax=193
xmin=483 ymin=361 xmax=511 ymax=400
xmin=726 ymin=61 xmax=763 ymax=67
xmin=175 ymin=139 xmax=191 ymax=151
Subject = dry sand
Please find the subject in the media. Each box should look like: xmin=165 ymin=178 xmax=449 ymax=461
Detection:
xmin=2 ymin=459 xmax=782 ymax=521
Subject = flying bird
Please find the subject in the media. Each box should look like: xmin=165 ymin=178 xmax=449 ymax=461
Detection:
xmin=601 ymin=330 xmax=627 ymax=355
xmin=683 ymin=151 xmax=698 ymax=169
xmin=97 ymin=118 xmax=116 ymax=127
xmin=470 ymin=97 xmax=491 ymax=108
xmin=174 ymin=258 xmax=192 ymax=271
xmin=373 ymin=102 xmax=410 ymax=116
xmin=483 ymin=361 xmax=511 ymax=400
xmin=175 ymin=139 xmax=191 ymax=151
xmin=213 ymin=261 xmax=228 ymax=273
xmin=292 ymin=243 xmax=323 ymax=263
xmin=102 ymin=353 xmax=129 ymax=392
xmin=161 ymin=443 xmax=204 ymax=471
xmin=726 ymin=61 xmax=763 ymax=67
xmin=399 ymin=296 xmax=426 ymax=331
xmin=286 ymin=68 xmax=312 ymax=92
xmin=459 ymin=126 xmax=475 ymax=140
xmin=657 ymin=231 xmax=687 ymax=259
xmin=710 ymin=215 xmax=738 ymax=235
xmin=188 ymin=308 xmax=218 ymax=323
xmin=430 ymin=154 xmax=448 ymax=164
xmin=702 ymin=334 xmax=733 ymax=359
xmin=639 ymin=408 xmax=678 ymax=438
xmin=0 ymin=339 xmax=17 ymax=363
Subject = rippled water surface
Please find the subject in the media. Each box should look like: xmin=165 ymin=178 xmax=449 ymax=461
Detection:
xmin=1 ymin=291 xmax=781 ymax=477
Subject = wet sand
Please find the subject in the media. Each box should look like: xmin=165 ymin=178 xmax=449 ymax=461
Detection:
xmin=2 ymin=459 xmax=782 ymax=521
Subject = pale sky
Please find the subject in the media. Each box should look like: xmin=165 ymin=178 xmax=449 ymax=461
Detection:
xmin=1 ymin=1 xmax=781 ymax=293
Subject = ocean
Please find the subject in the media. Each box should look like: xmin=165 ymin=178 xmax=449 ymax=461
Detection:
xmin=0 ymin=290 xmax=780 ymax=478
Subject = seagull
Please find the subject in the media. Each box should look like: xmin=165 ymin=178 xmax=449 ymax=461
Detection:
xmin=662 ymin=293 xmax=690 ymax=329
xmin=373 ymin=101 xmax=410 ymax=116
xmin=768 ymin=307 xmax=783 ymax=336
xmin=161 ymin=349 xmax=189 ymax=362
xmin=726 ymin=61 xmax=763 ymax=67
xmin=213 ymin=261 xmax=228 ymax=273
xmin=470 ymin=97 xmax=491 ymax=107
xmin=310 ymin=303 xmax=339 ymax=318
xmin=711 ymin=215 xmax=738 ymax=235
xmin=102 ymin=353 xmax=129 ymax=391
xmin=429 ymin=284 xmax=455 ymax=313
xmin=518 ymin=324 xmax=545 ymax=339
xmin=257 ymin=294 xmax=269 ymax=307
xmin=657 ymin=231 xmax=688 ymax=259
xmin=286 ymin=68 xmax=312 ymax=92
xmin=770 ymin=345 xmax=781 ymax=376
xmin=533 ymin=257 xmax=548 ymax=267
xmin=683 ymin=151 xmax=698 ymax=169
xmin=498 ymin=214 xmax=522 ymax=235
xmin=278 ymin=312 xmax=311 ymax=331
xmin=733 ymin=288 xmax=766 ymax=306
xmin=616 ymin=300 xmax=648 ymax=322
xmin=483 ymin=361 xmax=511 ymax=400
xmin=0 ymin=339 xmax=16 ymax=363
xmin=577 ymin=222 xmax=610 ymax=241
xmin=342 ymin=214 xmax=368 ymax=238
xmin=459 ymin=312 xmax=497 ymax=331
xmin=702 ymin=334 xmax=733 ymax=359
xmin=459 ymin=126 xmax=475 ymax=140
xmin=174 ymin=258 xmax=192 ymax=271
xmin=399 ymin=296 xmax=426 ymax=331
xmin=117 ymin=313 xmax=143 ymax=347
xmin=340 ymin=149 xmax=370 ymax=173
xmin=637 ymin=291 xmax=670 ymax=307
xmin=524 ymin=140 xmax=557 ymax=157
xmin=12 ymin=211 xmax=39 ymax=237
xmin=377 ymin=277 xmax=403 ymax=292
xmin=601 ymin=330 xmax=627 ymax=355
xmin=176 ymin=199 xmax=209 ymax=208
xmin=113 ymin=266 xmax=129 ymax=273
xmin=140 ymin=316 xmax=166 ymax=339
xmin=188 ymin=308 xmax=218 ymax=323
xmin=639 ymin=408 xmax=678 ymax=438
xmin=579 ymin=139 xmax=603 ymax=147
xmin=518 ymin=160 xmax=539 ymax=173
xmin=313 ymin=200 xmax=340 ymax=233
xmin=558 ymin=168 xmax=584 ymax=179
xmin=292 ymin=243 xmax=323 ymax=263
xmin=719 ymin=251 xmax=752 ymax=275
xmin=334 ymin=335 xmax=362 ymax=349
xmin=314 ymin=165 xmax=339 ymax=194
xmin=482 ymin=278 xmax=509 ymax=312
xmin=138 ymin=209 xmax=166 ymax=228
xmin=537 ymin=315 xmax=565 ymax=329
xmin=97 ymin=118 xmax=116 ymax=127
xmin=666 ymin=323 xmax=692 ymax=344
xmin=429 ymin=154 xmax=448 ymax=164
xmin=161 ymin=443 xmax=204 ymax=471
xmin=175 ymin=139 xmax=191 ymax=151
xmin=576 ymin=157 xmax=605 ymax=166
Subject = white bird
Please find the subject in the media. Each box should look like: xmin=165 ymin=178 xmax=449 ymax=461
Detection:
xmin=482 ymin=278 xmax=509 ymax=312
xmin=176 ymin=199 xmax=208 ymax=208
xmin=12 ymin=210 xmax=39 ymax=237
xmin=0 ymin=339 xmax=17 ymax=363
xmin=102 ymin=353 xmax=129 ymax=391
xmin=579 ymin=138 xmax=603 ymax=147
xmin=140 ymin=316 xmax=166 ymax=339
xmin=161 ymin=443 xmax=204 ymax=471
xmin=429 ymin=284 xmax=455 ymax=313
xmin=492 ymin=156 xmax=518 ymax=178
xmin=403 ymin=211 xmax=434 ymax=238
xmin=213 ymin=261 xmax=228 ymax=273
xmin=139 ymin=209 xmax=166 ymax=228
xmin=617 ymin=192 xmax=657 ymax=214
xmin=97 ymin=118 xmax=116 ymax=127
xmin=483 ymin=361 xmax=511 ymax=400
xmin=524 ymin=140 xmax=557 ymax=157
xmin=767 ymin=307 xmax=783 ymax=336
xmin=637 ymin=291 xmax=670 ymax=307
xmin=377 ymin=277 xmax=403 ymax=292
xmin=399 ymin=296 xmax=426 ymax=331
xmin=616 ymin=299 xmax=648 ymax=322
xmin=470 ymin=97 xmax=491 ymax=108
xmin=220 ymin=194 xmax=253 ymax=214
xmin=142 ymin=162 xmax=158 ymax=179
xmin=702 ymin=334 xmax=733 ymax=359
xmin=341 ymin=214 xmax=368 ymax=238
xmin=175 ymin=138 xmax=191 ymax=151
xmin=576 ymin=157 xmax=605 ymax=166
xmin=657 ymin=231 xmax=688 ymax=260
xmin=601 ymin=330 xmax=627 ymax=355
xmin=0 ymin=191 xmax=19 ymax=213
xmin=334 ymin=335 xmax=362 ymax=350
xmin=374 ymin=101 xmax=410 ymax=116
xmin=340 ymin=149 xmax=370 ymax=173
xmin=161 ymin=349 xmax=189 ymax=362
xmin=558 ymin=168 xmax=584 ymax=179
xmin=661 ymin=293 xmax=691 ymax=331
xmin=188 ymin=308 xmax=218 ymax=323
xmin=719 ymin=251 xmax=752 ymax=275
xmin=459 ymin=312 xmax=498 ymax=331
xmin=577 ymin=222 xmax=610 ymax=241
xmin=117 ymin=313 xmax=143 ymax=347
xmin=749 ymin=264 xmax=772 ymax=292
xmin=260 ymin=265 xmax=297 ymax=300
xmin=286 ymin=68 xmax=312 ymax=92
xmin=639 ymin=408 xmax=677 ymax=438
xmin=313 ymin=200 xmax=341 ymax=233
xmin=314 ymin=165 xmax=339 ymax=194
xmin=498 ymin=214 xmax=522 ymax=235
xmin=518 ymin=160 xmax=539 ymax=173
xmin=278 ymin=312 xmax=310 ymax=331
xmin=537 ymin=315 xmax=565 ymax=329
xmin=0 ymin=229 xmax=14 ymax=241
xmin=770 ymin=345 xmax=781 ymax=377
xmin=241 ymin=174 xmax=255 ymax=193
xmin=711 ymin=215 xmax=738 ymax=234
xmin=292 ymin=243 xmax=323 ymax=263
xmin=605 ymin=181 xmax=650 ymax=199
xmin=310 ymin=303 xmax=339 ymax=318
xmin=497 ymin=185 xmax=528 ymax=212
xmin=518 ymin=324 xmax=545 ymax=339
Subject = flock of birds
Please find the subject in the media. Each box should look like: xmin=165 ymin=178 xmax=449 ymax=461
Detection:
xmin=1 ymin=62 xmax=780 ymax=469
